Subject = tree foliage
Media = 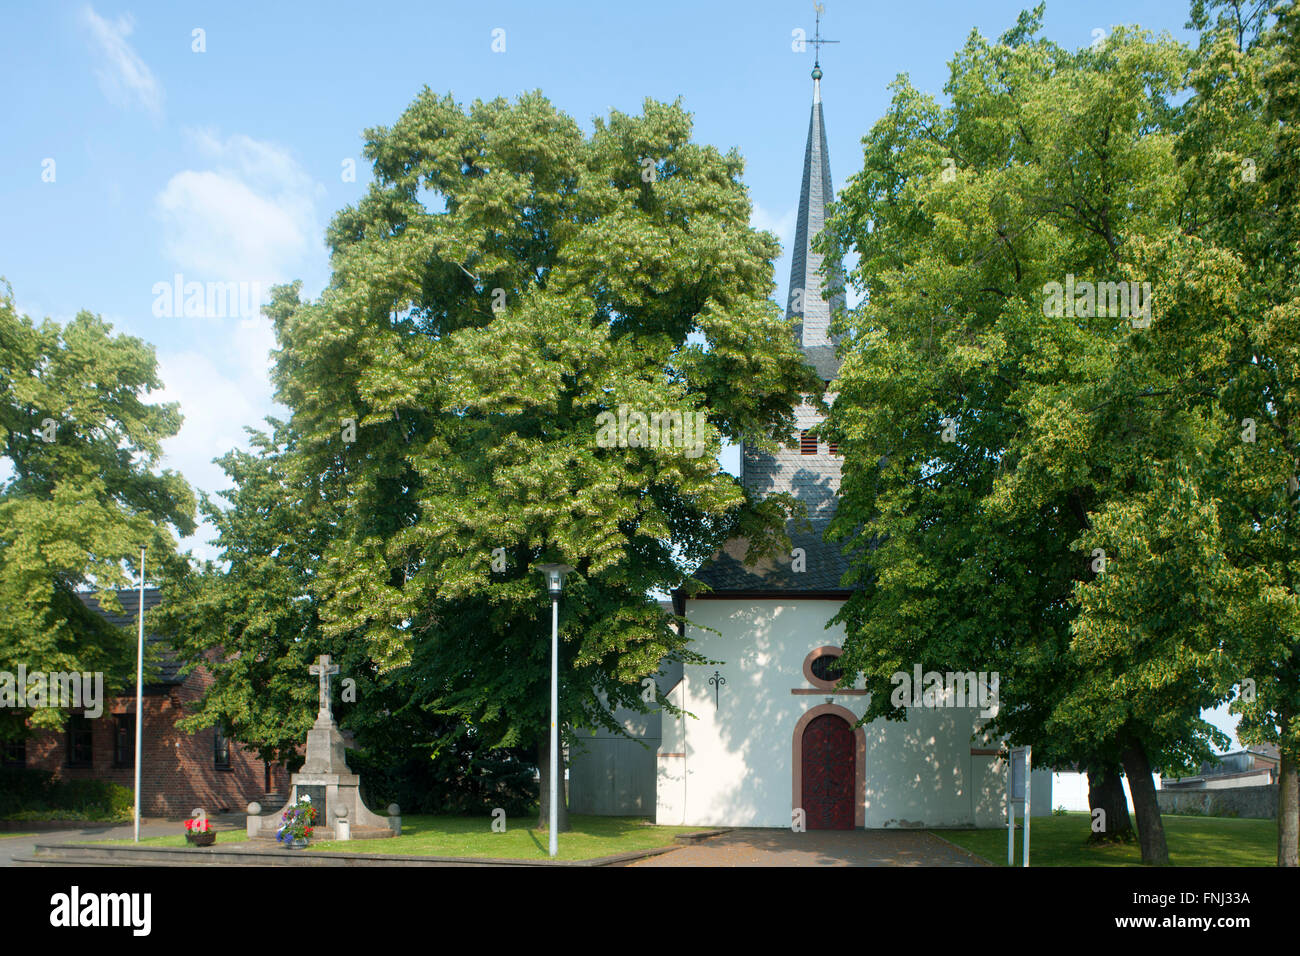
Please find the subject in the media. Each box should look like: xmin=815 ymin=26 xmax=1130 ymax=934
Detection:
xmin=215 ymin=89 xmax=820 ymax=824
xmin=824 ymin=0 xmax=1300 ymax=865
xmin=821 ymin=7 xmax=1250 ymax=863
xmin=0 ymin=284 xmax=194 ymax=731
xmin=153 ymin=421 xmax=344 ymax=763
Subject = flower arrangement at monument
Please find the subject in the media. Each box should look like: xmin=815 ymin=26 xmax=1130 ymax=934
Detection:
xmin=276 ymin=795 xmax=317 ymax=848
xmin=184 ymin=817 xmax=215 ymax=847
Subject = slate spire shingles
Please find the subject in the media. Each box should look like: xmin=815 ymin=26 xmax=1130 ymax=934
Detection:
xmin=696 ymin=62 xmax=853 ymax=595
xmin=787 ymin=68 xmax=846 ymax=374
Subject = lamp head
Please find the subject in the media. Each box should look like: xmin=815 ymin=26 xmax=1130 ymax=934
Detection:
xmin=536 ymin=563 xmax=575 ymax=596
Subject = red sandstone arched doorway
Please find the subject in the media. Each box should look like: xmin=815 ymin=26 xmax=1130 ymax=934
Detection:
xmin=792 ymin=704 xmax=865 ymax=829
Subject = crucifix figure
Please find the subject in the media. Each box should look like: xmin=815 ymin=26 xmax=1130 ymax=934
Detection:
xmin=309 ymin=654 xmax=339 ymax=723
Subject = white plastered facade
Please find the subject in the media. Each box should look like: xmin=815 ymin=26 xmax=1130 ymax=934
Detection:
xmin=655 ymin=598 xmax=1051 ymax=828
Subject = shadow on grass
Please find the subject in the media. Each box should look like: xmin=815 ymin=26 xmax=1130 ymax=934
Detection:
xmin=526 ymin=828 xmax=545 ymax=855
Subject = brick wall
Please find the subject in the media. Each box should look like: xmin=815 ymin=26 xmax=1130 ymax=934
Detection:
xmin=24 ymin=663 xmax=290 ymax=817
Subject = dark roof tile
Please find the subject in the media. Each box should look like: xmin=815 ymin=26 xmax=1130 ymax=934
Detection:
xmin=688 ymin=520 xmax=859 ymax=595
xmin=77 ymin=588 xmax=184 ymax=685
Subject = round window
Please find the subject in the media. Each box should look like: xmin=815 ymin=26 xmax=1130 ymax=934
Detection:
xmin=810 ymin=653 xmax=843 ymax=683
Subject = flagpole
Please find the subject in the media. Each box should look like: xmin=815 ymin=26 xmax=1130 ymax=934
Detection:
xmin=133 ymin=547 xmax=144 ymax=843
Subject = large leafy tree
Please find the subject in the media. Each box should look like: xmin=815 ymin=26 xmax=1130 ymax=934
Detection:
xmin=1167 ymin=0 xmax=1300 ymax=866
xmin=156 ymin=421 xmax=539 ymax=815
xmin=267 ymin=90 xmax=820 ymax=828
xmin=821 ymin=8 xmax=1239 ymax=863
xmin=0 ymin=283 xmax=195 ymax=732
xmin=152 ymin=421 xmax=341 ymax=764
xmin=1053 ymin=0 xmax=1300 ymax=869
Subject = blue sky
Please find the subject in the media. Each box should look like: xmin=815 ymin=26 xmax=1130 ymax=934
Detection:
xmin=4 ymin=3 xmax=1242 ymax=750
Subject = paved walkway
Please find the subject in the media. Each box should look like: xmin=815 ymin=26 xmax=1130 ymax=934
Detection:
xmin=0 ymin=815 xmax=246 ymax=867
xmin=631 ymin=828 xmax=988 ymax=866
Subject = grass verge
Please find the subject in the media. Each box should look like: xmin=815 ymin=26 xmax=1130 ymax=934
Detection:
xmin=310 ymin=814 xmax=706 ymax=861
xmin=934 ymin=812 xmax=1276 ymax=866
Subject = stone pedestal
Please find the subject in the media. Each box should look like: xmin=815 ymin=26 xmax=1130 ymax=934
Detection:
xmin=252 ymin=721 xmax=396 ymax=840
xmin=249 ymin=656 xmax=397 ymax=841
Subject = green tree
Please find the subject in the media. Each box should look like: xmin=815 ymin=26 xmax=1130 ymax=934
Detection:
xmin=1169 ymin=0 xmax=1300 ymax=866
xmin=155 ymin=420 xmax=541 ymax=814
xmin=267 ymin=90 xmax=820 ymax=828
xmin=822 ymin=9 xmax=1232 ymax=863
xmin=0 ymin=283 xmax=195 ymax=732
xmin=153 ymin=421 xmax=341 ymax=764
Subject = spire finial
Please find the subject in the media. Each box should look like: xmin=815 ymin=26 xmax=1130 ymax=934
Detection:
xmin=810 ymin=3 xmax=839 ymax=77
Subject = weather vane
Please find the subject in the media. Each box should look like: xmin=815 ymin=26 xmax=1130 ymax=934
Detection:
xmin=810 ymin=3 xmax=839 ymax=69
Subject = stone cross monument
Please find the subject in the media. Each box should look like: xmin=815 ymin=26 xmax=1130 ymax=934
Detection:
xmin=309 ymin=654 xmax=339 ymax=724
xmin=248 ymin=653 xmax=396 ymax=841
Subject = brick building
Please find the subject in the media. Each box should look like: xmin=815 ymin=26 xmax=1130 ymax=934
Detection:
xmin=7 ymin=587 xmax=289 ymax=816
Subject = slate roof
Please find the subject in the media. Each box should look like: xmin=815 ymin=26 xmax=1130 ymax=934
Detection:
xmin=77 ymin=587 xmax=185 ymax=685
xmin=803 ymin=345 xmax=841 ymax=383
xmin=688 ymin=520 xmax=857 ymax=595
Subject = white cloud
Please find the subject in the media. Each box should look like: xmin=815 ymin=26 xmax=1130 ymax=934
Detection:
xmin=1202 ymin=700 xmax=1243 ymax=752
xmin=156 ymin=317 xmax=283 ymax=563
xmin=155 ymin=130 xmax=325 ymax=285
xmin=80 ymin=6 xmax=162 ymax=116
xmin=751 ymin=201 xmax=796 ymax=249
xmin=151 ymin=131 xmax=323 ymax=560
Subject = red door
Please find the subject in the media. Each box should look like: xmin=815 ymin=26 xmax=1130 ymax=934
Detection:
xmin=801 ymin=714 xmax=855 ymax=829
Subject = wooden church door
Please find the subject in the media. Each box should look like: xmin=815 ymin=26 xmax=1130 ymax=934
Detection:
xmin=801 ymin=714 xmax=855 ymax=829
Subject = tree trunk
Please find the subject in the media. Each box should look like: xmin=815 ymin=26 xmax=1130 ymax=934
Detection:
xmin=1121 ymin=740 xmax=1169 ymax=865
xmin=1086 ymin=765 xmax=1135 ymax=844
xmin=1279 ymin=745 xmax=1298 ymax=867
xmin=537 ymin=733 xmax=571 ymax=832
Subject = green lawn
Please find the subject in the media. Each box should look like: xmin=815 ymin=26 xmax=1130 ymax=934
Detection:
xmin=934 ymin=812 xmax=1277 ymax=866
xmin=88 ymin=830 xmax=246 ymax=848
xmin=310 ymin=814 xmax=707 ymax=861
xmin=84 ymin=815 xmax=706 ymax=861
xmin=0 ymin=832 xmax=37 ymax=840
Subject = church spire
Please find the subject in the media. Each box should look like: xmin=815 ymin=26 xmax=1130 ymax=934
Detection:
xmin=735 ymin=6 xmax=846 ymax=513
xmin=788 ymin=5 xmax=845 ymax=378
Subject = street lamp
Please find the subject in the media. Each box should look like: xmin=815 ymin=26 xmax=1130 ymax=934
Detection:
xmin=535 ymin=562 xmax=574 ymax=858
xmin=134 ymin=546 xmax=145 ymax=843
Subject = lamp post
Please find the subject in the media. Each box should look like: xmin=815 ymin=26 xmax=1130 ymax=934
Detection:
xmin=133 ymin=546 xmax=145 ymax=843
xmin=536 ymin=563 xmax=573 ymax=858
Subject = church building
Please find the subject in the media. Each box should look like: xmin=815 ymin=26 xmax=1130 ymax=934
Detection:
xmin=569 ymin=43 xmax=1052 ymax=830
